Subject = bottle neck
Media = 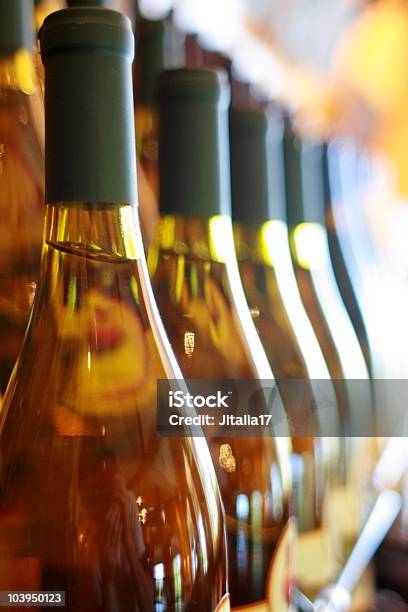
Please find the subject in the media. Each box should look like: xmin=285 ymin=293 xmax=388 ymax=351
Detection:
xmin=44 ymin=201 xmax=142 ymax=262
xmin=148 ymin=213 xmax=277 ymax=382
xmin=284 ymin=134 xmax=326 ymax=228
xmin=233 ymin=222 xmax=264 ymax=263
xmin=234 ymin=219 xmax=290 ymax=268
xmin=135 ymin=20 xmax=165 ymax=110
xmin=18 ymin=198 xmax=186 ymax=419
xmin=43 ymin=37 xmax=136 ymax=206
xmin=149 ymin=213 xmax=237 ymax=268
xmin=0 ymin=51 xmax=37 ymax=94
xmin=158 ymin=73 xmax=231 ymax=219
xmin=135 ymin=105 xmax=158 ymax=162
xmin=289 ymin=221 xmax=329 ymax=271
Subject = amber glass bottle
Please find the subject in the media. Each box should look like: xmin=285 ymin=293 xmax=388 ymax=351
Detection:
xmin=149 ymin=68 xmax=294 ymax=610
xmin=322 ymin=144 xmax=372 ymax=375
xmin=0 ymin=0 xmax=44 ymax=394
xmin=284 ymin=125 xmax=370 ymax=387
xmin=133 ymin=18 xmax=166 ymax=246
xmin=229 ymin=107 xmax=342 ymax=599
xmin=284 ymin=123 xmax=374 ymax=610
xmin=134 ymin=19 xmax=164 ymax=202
xmin=0 ymin=8 xmax=228 ymax=610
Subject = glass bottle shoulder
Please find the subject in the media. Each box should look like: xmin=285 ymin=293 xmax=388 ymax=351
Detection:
xmin=149 ymin=215 xmax=259 ymax=379
xmin=0 ymin=203 xmax=226 ymax=610
xmin=234 ymin=222 xmax=309 ymax=380
xmin=0 ymin=52 xmax=44 ymax=390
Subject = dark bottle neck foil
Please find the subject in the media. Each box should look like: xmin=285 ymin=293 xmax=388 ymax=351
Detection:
xmin=158 ymin=67 xmax=232 ymax=219
xmin=229 ymin=108 xmax=286 ymax=226
xmin=40 ymin=7 xmax=137 ymax=205
xmin=137 ymin=19 xmax=165 ymax=108
xmin=0 ymin=0 xmax=35 ymax=54
xmin=283 ymin=120 xmax=326 ymax=228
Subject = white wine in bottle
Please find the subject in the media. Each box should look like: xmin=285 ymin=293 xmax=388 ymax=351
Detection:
xmin=322 ymin=143 xmax=372 ymax=374
xmin=0 ymin=7 xmax=229 ymax=611
xmin=229 ymin=107 xmax=341 ymax=600
xmin=283 ymin=124 xmax=374 ymax=610
xmin=149 ymin=68 xmax=295 ymax=610
xmin=0 ymin=0 xmax=44 ymax=393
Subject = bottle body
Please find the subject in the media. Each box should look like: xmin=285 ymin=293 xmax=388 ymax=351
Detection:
xmin=282 ymin=126 xmax=375 ymax=606
xmin=0 ymin=51 xmax=44 ymax=393
xmin=150 ymin=214 xmax=294 ymax=609
xmin=324 ymin=197 xmax=372 ymax=374
xmin=0 ymin=203 xmax=228 ymax=611
xmin=290 ymin=220 xmax=375 ymax=608
xmin=234 ymin=220 xmax=344 ymax=598
xmin=135 ymin=104 xmax=160 ymax=245
xmin=136 ymin=104 xmax=159 ymax=201
xmin=228 ymin=107 xmax=342 ymax=599
xmin=133 ymin=19 xmax=166 ymax=246
xmin=234 ymin=223 xmax=308 ymax=380
xmin=2 ymin=9 xmax=230 ymax=607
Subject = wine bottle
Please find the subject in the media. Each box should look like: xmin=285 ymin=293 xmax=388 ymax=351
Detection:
xmin=284 ymin=125 xmax=370 ymax=381
xmin=0 ymin=0 xmax=44 ymax=394
xmin=229 ymin=107 xmax=342 ymax=599
xmin=324 ymin=139 xmax=402 ymax=381
xmin=0 ymin=7 xmax=228 ymax=611
xmin=149 ymin=67 xmax=294 ymax=610
xmin=134 ymin=18 xmax=164 ymax=204
xmin=283 ymin=123 xmax=375 ymax=609
xmin=322 ymin=144 xmax=372 ymax=375
xmin=133 ymin=17 xmax=166 ymax=247
xmin=283 ymin=123 xmax=373 ymax=432
xmin=230 ymin=108 xmax=324 ymax=380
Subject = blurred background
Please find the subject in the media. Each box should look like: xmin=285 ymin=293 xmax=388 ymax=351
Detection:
xmin=125 ymin=0 xmax=408 ymax=291
xmin=37 ymin=0 xmax=408 ymax=285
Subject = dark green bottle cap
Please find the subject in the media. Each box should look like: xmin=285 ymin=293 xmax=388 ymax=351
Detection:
xmin=0 ymin=0 xmax=34 ymax=54
xmin=283 ymin=120 xmax=325 ymax=228
xmin=40 ymin=7 xmax=137 ymax=205
xmin=229 ymin=108 xmax=286 ymax=226
xmin=158 ymin=67 xmax=231 ymax=219
xmin=137 ymin=19 xmax=165 ymax=107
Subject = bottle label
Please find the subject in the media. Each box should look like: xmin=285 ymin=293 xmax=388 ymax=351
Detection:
xmin=215 ymin=593 xmax=231 ymax=611
xmin=231 ymin=519 xmax=296 ymax=611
